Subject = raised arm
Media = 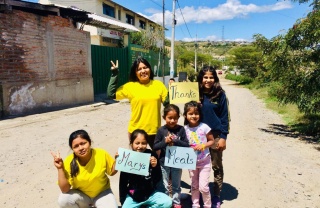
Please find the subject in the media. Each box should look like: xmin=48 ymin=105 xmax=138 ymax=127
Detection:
xmin=107 ymin=60 xmax=119 ymax=99
xmin=51 ymin=151 xmax=71 ymax=193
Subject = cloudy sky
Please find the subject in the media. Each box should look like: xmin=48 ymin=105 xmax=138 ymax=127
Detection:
xmin=26 ymin=0 xmax=312 ymax=42
xmin=115 ymin=0 xmax=311 ymax=42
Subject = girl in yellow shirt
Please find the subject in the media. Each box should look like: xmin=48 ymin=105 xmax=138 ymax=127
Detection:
xmin=107 ymin=58 xmax=168 ymax=149
xmin=51 ymin=130 xmax=118 ymax=208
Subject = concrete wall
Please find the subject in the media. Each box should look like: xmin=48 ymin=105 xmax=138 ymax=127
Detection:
xmin=0 ymin=9 xmax=94 ymax=116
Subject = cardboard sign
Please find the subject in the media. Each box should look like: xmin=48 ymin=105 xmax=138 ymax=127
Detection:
xmin=115 ymin=148 xmax=150 ymax=176
xmin=169 ymin=82 xmax=199 ymax=104
xmin=164 ymin=146 xmax=197 ymax=170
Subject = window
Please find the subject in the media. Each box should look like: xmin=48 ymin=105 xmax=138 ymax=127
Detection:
xmin=126 ymin=14 xmax=134 ymax=25
xmin=103 ymin=4 xmax=115 ymax=18
xmin=139 ymin=20 xmax=145 ymax=29
xmin=102 ymin=37 xmax=119 ymax=45
xmin=118 ymin=10 xmax=121 ymax=20
xmin=102 ymin=37 xmax=112 ymax=43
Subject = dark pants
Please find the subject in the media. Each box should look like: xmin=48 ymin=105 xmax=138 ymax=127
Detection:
xmin=210 ymin=136 xmax=224 ymax=197
xmin=147 ymin=134 xmax=156 ymax=149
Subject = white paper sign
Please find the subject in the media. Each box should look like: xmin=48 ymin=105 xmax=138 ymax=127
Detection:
xmin=115 ymin=148 xmax=150 ymax=176
xmin=164 ymin=146 xmax=197 ymax=170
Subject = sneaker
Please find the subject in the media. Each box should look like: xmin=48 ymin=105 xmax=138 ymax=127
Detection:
xmin=173 ymin=204 xmax=182 ymax=208
xmin=212 ymin=196 xmax=221 ymax=208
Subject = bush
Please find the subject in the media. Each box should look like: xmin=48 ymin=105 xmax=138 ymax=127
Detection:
xmin=225 ymin=73 xmax=253 ymax=84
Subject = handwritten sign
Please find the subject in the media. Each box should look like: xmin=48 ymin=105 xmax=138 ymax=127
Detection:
xmin=169 ymin=82 xmax=199 ymax=104
xmin=164 ymin=146 xmax=197 ymax=170
xmin=115 ymin=148 xmax=150 ymax=176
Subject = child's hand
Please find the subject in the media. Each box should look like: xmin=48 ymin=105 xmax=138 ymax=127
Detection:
xmin=150 ymin=156 xmax=157 ymax=167
xmin=165 ymin=133 xmax=173 ymax=144
xmin=216 ymin=139 xmax=226 ymax=151
xmin=114 ymin=152 xmax=119 ymax=159
xmin=110 ymin=60 xmax=118 ymax=70
xmin=192 ymin=144 xmax=205 ymax=151
xmin=50 ymin=151 xmax=63 ymax=169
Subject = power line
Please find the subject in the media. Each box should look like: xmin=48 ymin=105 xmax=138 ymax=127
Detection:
xmin=176 ymin=0 xmax=193 ymax=40
xmin=149 ymin=0 xmax=163 ymax=8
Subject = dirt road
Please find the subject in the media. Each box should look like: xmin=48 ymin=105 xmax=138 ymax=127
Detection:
xmin=0 ymin=78 xmax=319 ymax=208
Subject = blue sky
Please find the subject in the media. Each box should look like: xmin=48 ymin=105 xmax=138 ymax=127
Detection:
xmin=26 ymin=0 xmax=311 ymax=42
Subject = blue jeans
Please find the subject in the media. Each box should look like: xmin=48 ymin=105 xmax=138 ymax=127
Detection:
xmin=122 ymin=191 xmax=172 ymax=208
xmin=158 ymin=166 xmax=182 ymax=205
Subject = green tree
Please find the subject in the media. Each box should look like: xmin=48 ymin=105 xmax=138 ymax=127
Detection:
xmin=254 ymin=9 xmax=320 ymax=114
xmin=228 ymin=45 xmax=262 ymax=78
xmin=288 ymin=0 xmax=320 ymax=10
xmin=130 ymin=29 xmax=168 ymax=55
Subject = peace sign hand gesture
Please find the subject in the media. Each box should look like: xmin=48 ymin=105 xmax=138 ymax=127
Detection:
xmin=110 ymin=60 xmax=118 ymax=70
xmin=51 ymin=151 xmax=64 ymax=169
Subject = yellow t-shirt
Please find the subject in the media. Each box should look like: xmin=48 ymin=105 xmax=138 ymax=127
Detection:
xmin=63 ymin=148 xmax=115 ymax=198
xmin=115 ymin=80 xmax=168 ymax=135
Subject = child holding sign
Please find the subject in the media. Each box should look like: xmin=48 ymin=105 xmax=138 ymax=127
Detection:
xmin=154 ymin=104 xmax=189 ymax=208
xmin=119 ymin=129 xmax=172 ymax=208
xmin=183 ymin=101 xmax=215 ymax=208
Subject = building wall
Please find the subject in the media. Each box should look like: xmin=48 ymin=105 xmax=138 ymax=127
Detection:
xmin=39 ymin=0 xmax=163 ymax=47
xmin=0 ymin=9 xmax=93 ymax=116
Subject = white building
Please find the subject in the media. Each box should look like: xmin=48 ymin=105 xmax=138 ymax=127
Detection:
xmin=39 ymin=0 xmax=163 ymax=47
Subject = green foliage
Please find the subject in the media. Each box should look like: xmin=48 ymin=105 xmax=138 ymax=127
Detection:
xmin=290 ymin=114 xmax=320 ymax=140
xmin=225 ymin=73 xmax=253 ymax=84
xmin=254 ymin=9 xmax=320 ymax=114
xmin=289 ymin=0 xmax=320 ymax=10
xmin=183 ymin=66 xmax=198 ymax=82
xmin=228 ymin=45 xmax=263 ymax=78
xmin=130 ymin=30 xmax=169 ymax=55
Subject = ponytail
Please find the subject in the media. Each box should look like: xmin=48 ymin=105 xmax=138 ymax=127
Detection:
xmin=70 ymin=153 xmax=79 ymax=177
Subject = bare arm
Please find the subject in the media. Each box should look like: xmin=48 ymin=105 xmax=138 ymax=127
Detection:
xmin=107 ymin=60 xmax=119 ymax=99
xmin=192 ymin=132 xmax=214 ymax=151
xmin=51 ymin=151 xmax=71 ymax=193
xmin=110 ymin=152 xmax=118 ymax=176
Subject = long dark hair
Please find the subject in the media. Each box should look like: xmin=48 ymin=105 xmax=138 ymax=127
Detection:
xmin=183 ymin=101 xmax=202 ymax=125
xmin=68 ymin=130 xmax=91 ymax=177
xmin=197 ymin=65 xmax=224 ymax=102
xmin=129 ymin=129 xmax=148 ymax=147
xmin=129 ymin=57 xmax=154 ymax=82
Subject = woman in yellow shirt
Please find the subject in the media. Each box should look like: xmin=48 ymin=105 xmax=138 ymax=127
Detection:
xmin=51 ymin=130 xmax=118 ymax=208
xmin=107 ymin=57 xmax=168 ymax=149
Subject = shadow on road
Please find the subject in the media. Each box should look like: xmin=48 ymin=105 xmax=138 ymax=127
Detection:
xmin=259 ymin=123 xmax=298 ymax=138
xmin=259 ymin=124 xmax=319 ymax=144
xmin=180 ymin=182 xmax=238 ymax=208
xmin=219 ymin=182 xmax=238 ymax=203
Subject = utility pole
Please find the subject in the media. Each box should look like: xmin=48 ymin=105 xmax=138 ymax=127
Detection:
xmin=170 ymin=0 xmax=176 ymax=78
xmin=195 ymin=34 xmax=197 ymax=72
xmin=162 ymin=0 xmax=165 ymax=83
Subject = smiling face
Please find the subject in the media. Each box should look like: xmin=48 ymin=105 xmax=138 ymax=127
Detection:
xmin=71 ymin=136 xmax=91 ymax=158
xmin=185 ymin=106 xmax=200 ymax=127
xmin=131 ymin=133 xmax=148 ymax=152
xmin=202 ymin=71 xmax=215 ymax=92
xmin=164 ymin=110 xmax=179 ymax=129
xmin=136 ymin=62 xmax=151 ymax=84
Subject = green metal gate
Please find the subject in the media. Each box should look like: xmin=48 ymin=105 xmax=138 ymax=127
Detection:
xmin=91 ymin=45 xmax=129 ymax=95
xmin=91 ymin=44 xmax=176 ymax=95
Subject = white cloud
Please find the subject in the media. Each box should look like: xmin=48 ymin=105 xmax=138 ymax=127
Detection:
xmin=145 ymin=0 xmax=293 ymax=27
